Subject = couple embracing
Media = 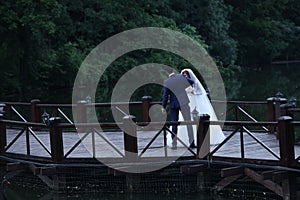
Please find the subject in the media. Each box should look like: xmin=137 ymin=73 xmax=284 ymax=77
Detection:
xmin=161 ymin=67 xmax=225 ymax=150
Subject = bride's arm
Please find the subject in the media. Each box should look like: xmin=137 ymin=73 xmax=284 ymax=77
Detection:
xmin=185 ymin=86 xmax=194 ymax=94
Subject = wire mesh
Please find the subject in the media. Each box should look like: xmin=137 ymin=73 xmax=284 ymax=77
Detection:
xmin=0 ymin=163 xmax=287 ymax=200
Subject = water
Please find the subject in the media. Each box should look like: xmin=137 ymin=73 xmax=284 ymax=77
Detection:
xmin=237 ymin=64 xmax=300 ymax=102
xmin=3 ymin=187 xmax=230 ymax=200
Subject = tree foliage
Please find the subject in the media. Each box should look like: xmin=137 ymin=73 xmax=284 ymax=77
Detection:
xmin=0 ymin=0 xmax=298 ymax=102
xmin=225 ymin=0 xmax=299 ymax=66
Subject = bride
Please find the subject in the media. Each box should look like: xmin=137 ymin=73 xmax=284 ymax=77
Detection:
xmin=167 ymin=68 xmax=225 ymax=147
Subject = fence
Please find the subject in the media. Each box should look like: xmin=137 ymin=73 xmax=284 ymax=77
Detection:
xmin=0 ymin=95 xmax=299 ymax=168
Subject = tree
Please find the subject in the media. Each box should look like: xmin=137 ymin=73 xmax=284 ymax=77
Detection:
xmin=225 ymin=0 xmax=298 ymax=66
xmin=0 ymin=0 xmax=64 ymax=100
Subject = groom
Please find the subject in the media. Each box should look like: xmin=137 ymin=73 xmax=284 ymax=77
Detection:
xmin=162 ymin=67 xmax=196 ymax=149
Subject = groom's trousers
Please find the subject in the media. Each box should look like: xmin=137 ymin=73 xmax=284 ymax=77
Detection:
xmin=170 ymin=104 xmax=194 ymax=146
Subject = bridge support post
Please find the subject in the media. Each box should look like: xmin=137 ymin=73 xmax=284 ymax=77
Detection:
xmin=76 ymin=100 xmax=87 ymax=133
xmin=267 ymin=96 xmax=287 ymax=134
xmin=31 ymin=99 xmax=41 ymax=123
xmin=49 ymin=117 xmax=63 ymax=163
xmin=278 ymin=116 xmax=295 ymax=167
xmin=31 ymin=99 xmax=41 ymax=131
xmin=49 ymin=117 xmax=66 ymax=190
xmin=142 ymin=96 xmax=152 ymax=123
xmin=280 ymin=103 xmax=296 ymax=118
xmin=126 ymin=174 xmax=140 ymax=192
xmin=196 ymin=114 xmax=210 ymax=159
xmin=278 ymin=117 xmax=296 ymax=200
xmin=123 ymin=115 xmax=138 ymax=161
xmin=0 ymin=114 xmax=6 ymax=154
xmin=0 ymin=113 xmax=7 ymax=176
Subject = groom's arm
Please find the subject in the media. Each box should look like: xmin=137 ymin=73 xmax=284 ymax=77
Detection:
xmin=162 ymin=83 xmax=170 ymax=114
xmin=185 ymin=77 xmax=194 ymax=87
xmin=162 ymin=86 xmax=169 ymax=109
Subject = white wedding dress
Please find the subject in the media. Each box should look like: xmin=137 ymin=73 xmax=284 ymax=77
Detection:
xmin=167 ymin=69 xmax=225 ymax=147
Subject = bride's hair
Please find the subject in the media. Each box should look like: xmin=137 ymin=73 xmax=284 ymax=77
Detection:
xmin=181 ymin=70 xmax=191 ymax=78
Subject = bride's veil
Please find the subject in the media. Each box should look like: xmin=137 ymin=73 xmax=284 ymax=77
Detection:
xmin=181 ymin=68 xmax=204 ymax=95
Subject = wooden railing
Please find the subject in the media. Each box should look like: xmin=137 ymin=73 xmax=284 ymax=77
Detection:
xmin=0 ymin=114 xmax=206 ymax=163
xmin=209 ymin=121 xmax=279 ymax=161
xmin=0 ymin=96 xmax=299 ymax=168
xmin=0 ymin=113 xmax=299 ymax=169
xmin=2 ymin=95 xmax=289 ymax=128
xmin=2 ymin=96 xmax=153 ymax=125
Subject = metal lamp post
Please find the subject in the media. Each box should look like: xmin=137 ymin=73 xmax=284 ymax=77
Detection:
xmin=42 ymin=111 xmax=50 ymax=125
xmin=288 ymin=97 xmax=297 ymax=107
xmin=192 ymin=107 xmax=199 ymax=121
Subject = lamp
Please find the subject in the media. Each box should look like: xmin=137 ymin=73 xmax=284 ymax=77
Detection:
xmin=42 ymin=111 xmax=50 ymax=125
xmin=86 ymin=95 xmax=91 ymax=103
xmin=276 ymin=92 xmax=283 ymax=98
xmin=288 ymin=97 xmax=297 ymax=107
xmin=0 ymin=103 xmax=5 ymax=114
xmin=191 ymin=106 xmax=199 ymax=121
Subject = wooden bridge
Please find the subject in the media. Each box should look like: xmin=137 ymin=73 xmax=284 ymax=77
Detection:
xmin=0 ymin=96 xmax=300 ymax=199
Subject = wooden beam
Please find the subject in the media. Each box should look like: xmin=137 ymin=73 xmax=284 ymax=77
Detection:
xmin=261 ymin=170 xmax=279 ymax=180
xmin=244 ymin=168 xmax=283 ymax=197
xmin=40 ymin=167 xmax=57 ymax=176
xmin=37 ymin=175 xmax=54 ymax=189
xmin=6 ymin=162 xmax=26 ymax=172
xmin=213 ymin=174 xmax=242 ymax=192
xmin=272 ymin=171 xmax=290 ymax=183
xmin=180 ymin=164 xmax=206 ymax=174
xmin=28 ymin=164 xmax=40 ymax=175
xmin=221 ymin=166 xmax=244 ymax=178
xmin=107 ymin=168 xmax=125 ymax=176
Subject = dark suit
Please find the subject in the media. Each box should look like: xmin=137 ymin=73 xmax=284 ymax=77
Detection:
xmin=162 ymin=73 xmax=194 ymax=147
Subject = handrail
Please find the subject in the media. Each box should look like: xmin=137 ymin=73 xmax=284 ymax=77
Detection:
xmin=2 ymin=99 xmax=273 ymax=130
xmin=93 ymin=128 xmax=124 ymax=157
xmin=243 ymin=127 xmax=280 ymax=159
xmin=291 ymin=121 xmax=300 ymax=126
xmin=212 ymin=100 xmax=267 ymax=105
xmin=11 ymin=106 xmax=28 ymax=122
xmin=0 ymin=117 xmax=51 ymax=156
xmin=0 ymin=117 xmax=298 ymax=167
xmin=3 ymin=100 xmax=268 ymax=106
xmin=57 ymin=108 xmax=74 ymax=124
xmin=237 ymin=106 xmax=269 ymax=131
xmin=35 ymin=101 xmax=143 ymax=108
xmin=0 ymin=98 xmax=298 ymax=168
xmin=3 ymin=102 xmax=31 ymax=106
xmin=287 ymin=108 xmax=300 ymax=113
xmin=209 ymin=125 xmax=280 ymax=161
xmin=0 ymin=119 xmax=45 ymax=127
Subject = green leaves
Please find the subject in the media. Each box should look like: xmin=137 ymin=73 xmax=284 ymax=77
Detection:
xmin=6 ymin=1 xmax=300 ymax=105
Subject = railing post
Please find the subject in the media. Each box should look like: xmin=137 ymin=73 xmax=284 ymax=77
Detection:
xmin=49 ymin=117 xmax=63 ymax=163
xmin=280 ymin=103 xmax=296 ymax=118
xmin=123 ymin=115 xmax=138 ymax=160
xmin=142 ymin=96 xmax=152 ymax=123
xmin=31 ymin=99 xmax=41 ymax=123
xmin=267 ymin=96 xmax=287 ymax=134
xmin=0 ymin=113 xmax=6 ymax=154
xmin=196 ymin=114 xmax=210 ymax=159
xmin=278 ymin=116 xmax=295 ymax=167
xmin=76 ymin=100 xmax=87 ymax=133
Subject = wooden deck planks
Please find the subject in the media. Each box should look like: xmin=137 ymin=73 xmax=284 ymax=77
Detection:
xmin=4 ymin=128 xmax=300 ymax=163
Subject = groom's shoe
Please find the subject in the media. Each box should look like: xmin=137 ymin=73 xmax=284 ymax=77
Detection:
xmin=171 ymin=144 xmax=177 ymax=150
xmin=189 ymin=142 xmax=197 ymax=148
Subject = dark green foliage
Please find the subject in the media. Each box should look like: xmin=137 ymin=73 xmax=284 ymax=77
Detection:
xmin=225 ymin=0 xmax=299 ymax=66
xmin=0 ymin=0 xmax=298 ymax=102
